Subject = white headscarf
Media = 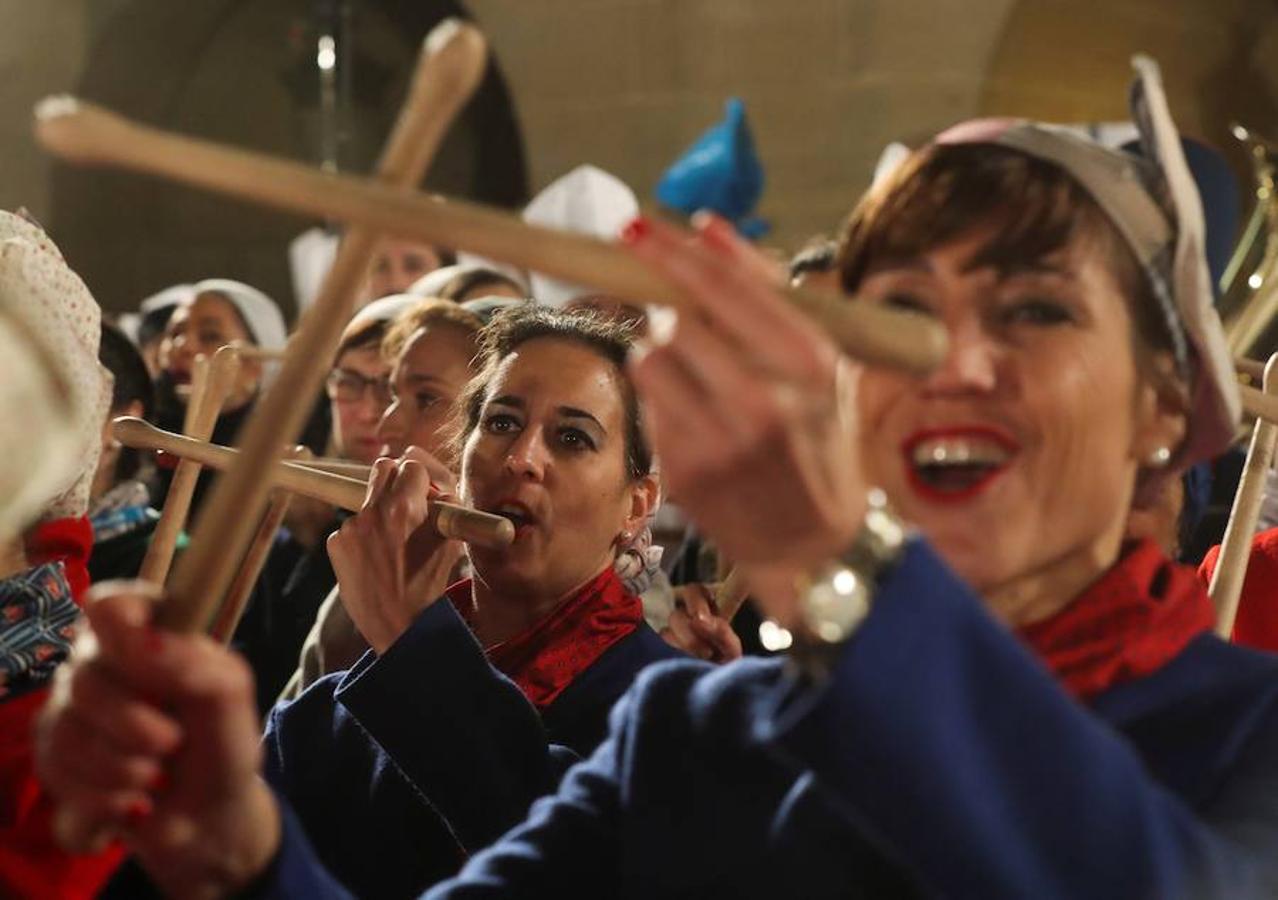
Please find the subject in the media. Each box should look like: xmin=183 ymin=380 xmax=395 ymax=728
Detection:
xmin=0 ymin=211 xmax=109 ymax=522
xmin=521 ymin=165 xmax=639 ymax=307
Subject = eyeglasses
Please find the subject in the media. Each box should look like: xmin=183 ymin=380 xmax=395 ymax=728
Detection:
xmin=326 ymin=368 xmax=392 ymax=405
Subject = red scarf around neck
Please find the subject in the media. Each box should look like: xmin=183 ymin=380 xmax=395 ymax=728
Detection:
xmin=448 ymin=566 xmax=644 ymax=709
xmin=1016 ymin=539 xmax=1214 ymax=702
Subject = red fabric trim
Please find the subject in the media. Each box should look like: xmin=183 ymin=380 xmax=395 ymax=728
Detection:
xmin=1018 ymin=539 xmax=1214 ymax=702
xmin=1198 ymin=529 xmax=1278 ymax=653
xmin=23 ymin=517 xmax=93 ymax=604
xmin=449 ymin=567 xmax=643 ymax=709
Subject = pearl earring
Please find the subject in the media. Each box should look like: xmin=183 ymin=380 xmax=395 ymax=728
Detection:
xmin=1148 ymin=446 xmax=1171 ymax=467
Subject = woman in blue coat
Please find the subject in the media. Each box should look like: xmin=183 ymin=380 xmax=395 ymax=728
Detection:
xmin=35 ymin=60 xmax=1278 ymax=898
xmin=257 ymin=305 xmax=684 ymax=897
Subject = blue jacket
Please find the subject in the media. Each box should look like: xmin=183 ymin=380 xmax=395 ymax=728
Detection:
xmin=262 ymin=597 xmax=682 ymax=898
xmin=256 ymin=540 xmax=1278 ymax=898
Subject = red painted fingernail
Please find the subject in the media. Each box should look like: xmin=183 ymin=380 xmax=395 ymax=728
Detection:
xmin=620 ymin=216 xmax=651 ymax=244
xmin=123 ymin=799 xmax=152 ymax=827
xmin=143 ymin=627 xmax=166 ymax=654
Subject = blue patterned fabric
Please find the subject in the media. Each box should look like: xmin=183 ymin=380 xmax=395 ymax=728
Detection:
xmin=0 ymin=562 xmax=77 ymax=700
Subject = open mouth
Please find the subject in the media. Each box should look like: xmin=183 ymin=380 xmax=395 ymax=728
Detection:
xmin=491 ymin=500 xmax=538 ymax=534
xmin=903 ymin=428 xmax=1018 ymax=502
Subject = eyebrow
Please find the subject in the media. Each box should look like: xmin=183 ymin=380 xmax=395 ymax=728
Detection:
xmin=489 ymin=395 xmax=607 ymax=433
xmin=404 ymin=373 xmax=450 ymax=388
xmin=865 ymin=256 xmax=1073 ymax=280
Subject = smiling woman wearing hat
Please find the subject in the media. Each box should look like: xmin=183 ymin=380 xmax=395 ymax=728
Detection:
xmin=32 ymin=59 xmax=1278 ymax=899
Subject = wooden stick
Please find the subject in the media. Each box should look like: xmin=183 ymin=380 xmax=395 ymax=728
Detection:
xmin=113 ymin=417 xmax=513 ymax=549
xmin=137 ymin=346 xmax=240 ymax=585
xmin=226 ymin=340 xmax=287 ymax=362
xmin=713 ymin=568 xmax=751 ymax=621
xmin=1211 ymin=354 xmax=1278 ymax=636
xmin=1236 ymin=356 xmax=1266 ymax=382
xmin=33 ymin=111 xmax=947 ymax=375
xmin=1239 ymin=382 xmax=1278 ymax=426
xmin=116 ymin=22 xmax=488 ymax=633
xmin=208 ymin=447 xmax=311 ymax=644
xmin=297 ymin=458 xmax=374 ymax=480
xmin=180 ymin=355 xmax=210 ymax=432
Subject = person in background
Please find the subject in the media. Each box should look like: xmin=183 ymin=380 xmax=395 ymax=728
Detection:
xmin=151 ymin=279 xmax=288 ymax=515
xmin=0 ymin=210 xmax=121 ymax=900
xmin=411 ymin=262 xmax=528 ymax=304
xmin=260 ymin=306 xmax=680 ymax=897
xmin=86 ymin=323 xmax=163 ymax=584
xmin=281 ymin=298 xmax=483 ymax=701
xmin=363 ymin=237 xmax=455 ymax=304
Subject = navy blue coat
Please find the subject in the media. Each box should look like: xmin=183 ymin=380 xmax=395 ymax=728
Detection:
xmin=262 ymin=597 xmax=682 ymax=898
xmin=257 ymin=540 xmax=1278 ymax=898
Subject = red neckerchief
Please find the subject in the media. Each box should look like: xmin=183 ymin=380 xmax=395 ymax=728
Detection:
xmin=1017 ymin=539 xmax=1214 ymax=702
xmin=22 ymin=517 xmax=92 ymax=604
xmin=448 ymin=567 xmax=643 ymax=709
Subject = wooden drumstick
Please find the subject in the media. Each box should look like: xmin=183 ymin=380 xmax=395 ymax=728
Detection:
xmin=208 ymin=447 xmax=311 ymax=644
xmin=713 ymin=568 xmax=751 ymax=621
xmin=121 ymin=22 xmax=487 ymax=633
xmin=1239 ymin=383 xmax=1278 ymax=425
xmin=1236 ymin=356 xmax=1266 ymax=382
xmin=138 ymin=345 xmax=240 ymax=585
xmin=33 ymin=110 xmax=947 ymax=375
xmin=227 ymin=340 xmax=287 ymax=362
xmin=112 ymin=417 xmax=514 ymax=549
xmin=297 ymin=457 xmax=374 ymax=480
xmin=1211 ymin=353 xmax=1278 ymax=636
xmin=179 ymin=354 xmax=210 ymax=431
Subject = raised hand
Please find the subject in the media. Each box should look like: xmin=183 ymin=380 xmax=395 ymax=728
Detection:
xmin=660 ymin=582 xmax=743 ymax=662
xmin=36 ymin=583 xmax=279 ymax=898
xmin=624 ymin=214 xmax=867 ymax=629
xmin=327 ymin=446 xmax=463 ymax=654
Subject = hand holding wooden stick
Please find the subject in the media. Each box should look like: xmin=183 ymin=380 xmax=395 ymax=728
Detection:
xmin=113 ymin=417 xmax=513 ymax=549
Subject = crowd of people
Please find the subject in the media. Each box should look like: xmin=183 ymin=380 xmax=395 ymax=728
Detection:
xmin=1 ymin=51 xmax=1277 ymax=899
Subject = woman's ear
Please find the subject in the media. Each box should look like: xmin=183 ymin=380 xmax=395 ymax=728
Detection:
xmin=234 ymin=357 xmax=265 ymax=405
xmin=1131 ymin=352 xmax=1188 ymax=467
xmin=621 ymin=473 xmax=660 ymax=540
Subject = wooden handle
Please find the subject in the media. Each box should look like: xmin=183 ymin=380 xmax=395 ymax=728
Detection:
xmin=431 ymin=501 xmax=515 ymax=549
xmin=1211 ymin=354 xmax=1278 ymax=636
xmin=297 ymin=458 xmax=374 ymax=480
xmin=1236 ymin=356 xmax=1266 ymax=382
xmin=107 ymin=22 xmax=488 ymax=633
xmin=1239 ymin=383 xmax=1278 ymax=425
xmin=210 ymin=488 xmax=294 ymax=644
xmin=713 ymin=568 xmax=751 ymax=621
xmin=34 ymin=109 xmax=947 ymax=375
xmin=137 ymin=346 xmax=240 ymax=585
xmin=227 ymin=341 xmax=287 ymax=362
xmin=113 ymin=417 xmax=513 ymax=549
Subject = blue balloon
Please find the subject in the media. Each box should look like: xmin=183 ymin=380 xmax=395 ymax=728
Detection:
xmin=656 ymin=97 xmax=768 ymax=237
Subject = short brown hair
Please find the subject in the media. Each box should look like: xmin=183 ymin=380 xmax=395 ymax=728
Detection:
xmin=381 ymin=297 xmax=483 ymax=363
xmin=335 ymin=318 xmax=388 ymax=360
xmin=837 ymin=143 xmax=1177 ymax=373
xmin=448 ymin=305 xmax=651 ymax=480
